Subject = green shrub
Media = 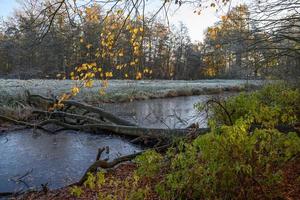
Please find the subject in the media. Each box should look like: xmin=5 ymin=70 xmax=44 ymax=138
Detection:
xmin=84 ymin=172 xmax=96 ymax=189
xmin=128 ymin=187 xmax=150 ymax=200
xmin=69 ymin=186 xmax=84 ymax=197
xmin=154 ymin=121 xmax=300 ymax=199
xmin=196 ymin=83 xmax=300 ymax=128
xmin=135 ymin=150 xmax=163 ymax=178
xmin=137 ymin=84 xmax=300 ymax=200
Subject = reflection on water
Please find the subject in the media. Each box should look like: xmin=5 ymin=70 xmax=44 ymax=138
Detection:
xmin=102 ymin=93 xmax=233 ymax=128
xmin=0 ymin=130 xmax=141 ymax=192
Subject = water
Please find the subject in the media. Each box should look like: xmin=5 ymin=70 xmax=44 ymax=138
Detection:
xmin=0 ymin=130 xmax=141 ymax=193
xmin=102 ymin=93 xmax=233 ymax=129
xmin=0 ymin=93 xmax=234 ymax=193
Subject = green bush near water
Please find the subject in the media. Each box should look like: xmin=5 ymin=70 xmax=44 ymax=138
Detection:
xmin=199 ymin=83 xmax=300 ymax=128
xmin=135 ymin=84 xmax=300 ymax=200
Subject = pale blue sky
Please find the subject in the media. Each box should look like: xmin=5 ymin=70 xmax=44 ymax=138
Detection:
xmin=0 ymin=0 xmax=19 ymax=18
xmin=0 ymin=0 xmax=246 ymax=41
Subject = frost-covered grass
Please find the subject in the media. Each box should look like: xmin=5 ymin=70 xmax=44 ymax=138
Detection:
xmin=0 ymin=79 xmax=265 ymax=104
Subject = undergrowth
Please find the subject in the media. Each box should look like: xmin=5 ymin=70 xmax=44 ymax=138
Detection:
xmin=149 ymin=83 xmax=300 ymax=199
xmin=69 ymin=83 xmax=300 ymax=200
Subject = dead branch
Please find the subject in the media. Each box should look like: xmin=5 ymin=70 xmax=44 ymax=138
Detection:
xmin=77 ymin=141 xmax=172 ymax=186
xmin=28 ymin=93 xmax=136 ymax=126
xmin=96 ymin=147 xmax=106 ymax=161
xmin=78 ymin=152 xmax=142 ymax=185
xmin=0 ymin=115 xmax=52 ymax=133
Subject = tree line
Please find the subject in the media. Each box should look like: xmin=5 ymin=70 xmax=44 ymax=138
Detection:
xmin=0 ymin=0 xmax=299 ymax=80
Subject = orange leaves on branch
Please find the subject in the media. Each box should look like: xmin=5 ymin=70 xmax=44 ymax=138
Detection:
xmin=221 ymin=15 xmax=228 ymax=21
xmin=204 ymin=67 xmax=217 ymax=77
xmin=105 ymin=71 xmax=113 ymax=78
xmin=63 ymin=6 xmax=148 ymax=99
xmin=136 ymin=72 xmax=142 ymax=80
xmin=86 ymin=44 xmax=92 ymax=49
xmin=85 ymin=5 xmax=101 ymax=23
xmin=84 ymin=79 xmax=94 ymax=88
xmin=207 ymin=27 xmax=218 ymax=40
xmin=99 ymin=79 xmax=109 ymax=95
xmin=133 ymin=28 xmax=139 ymax=34
xmin=215 ymin=44 xmax=221 ymax=49
xmin=118 ymin=51 xmax=124 ymax=57
xmin=71 ymin=86 xmax=80 ymax=96
xmin=50 ymin=93 xmax=72 ymax=111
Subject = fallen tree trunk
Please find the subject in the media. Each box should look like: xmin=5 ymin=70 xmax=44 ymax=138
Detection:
xmin=27 ymin=93 xmax=136 ymax=126
xmin=1 ymin=115 xmax=210 ymax=142
xmin=32 ymin=110 xmax=105 ymax=124
xmin=36 ymin=118 xmax=210 ymax=138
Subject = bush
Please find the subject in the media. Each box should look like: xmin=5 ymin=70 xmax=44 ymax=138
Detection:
xmin=135 ymin=84 xmax=300 ymax=200
xmin=196 ymin=83 xmax=300 ymax=128
xmin=135 ymin=150 xmax=163 ymax=178
xmin=154 ymin=122 xmax=299 ymax=199
xmin=69 ymin=186 xmax=84 ymax=197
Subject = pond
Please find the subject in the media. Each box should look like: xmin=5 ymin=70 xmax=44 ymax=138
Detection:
xmin=0 ymin=93 xmax=234 ymax=193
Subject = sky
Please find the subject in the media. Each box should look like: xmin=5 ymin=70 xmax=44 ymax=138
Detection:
xmin=0 ymin=0 xmax=19 ymax=18
xmin=0 ymin=0 xmax=247 ymax=42
xmin=169 ymin=5 xmax=221 ymax=42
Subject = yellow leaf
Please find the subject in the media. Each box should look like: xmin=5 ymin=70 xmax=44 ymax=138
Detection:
xmin=99 ymin=88 xmax=105 ymax=95
xmin=136 ymin=72 xmax=142 ymax=80
xmin=86 ymin=44 xmax=92 ymax=49
xmin=71 ymin=87 xmax=80 ymax=96
xmin=215 ymin=44 xmax=221 ymax=48
xmin=221 ymin=15 xmax=227 ymax=21
xmin=84 ymin=80 xmax=94 ymax=88
xmin=133 ymin=28 xmax=139 ymax=34
xmin=117 ymin=9 xmax=123 ymax=14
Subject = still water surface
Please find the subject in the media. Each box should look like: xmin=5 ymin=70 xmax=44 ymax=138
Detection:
xmin=0 ymin=93 xmax=233 ymax=192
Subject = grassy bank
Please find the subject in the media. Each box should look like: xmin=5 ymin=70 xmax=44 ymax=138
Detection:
xmin=0 ymin=79 xmax=264 ymax=104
